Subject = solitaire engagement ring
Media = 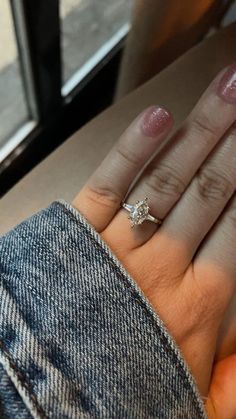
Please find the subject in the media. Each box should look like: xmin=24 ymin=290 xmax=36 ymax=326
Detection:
xmin=122 ymin=198 xmax=162 ymax=228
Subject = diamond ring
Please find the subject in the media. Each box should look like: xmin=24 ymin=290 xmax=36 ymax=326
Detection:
xmin=122 ymin=198 xmax=162 ymax=228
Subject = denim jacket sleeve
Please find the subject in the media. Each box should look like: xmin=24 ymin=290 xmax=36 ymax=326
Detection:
xmin=0 ymin=199 xmax=207 ymax=419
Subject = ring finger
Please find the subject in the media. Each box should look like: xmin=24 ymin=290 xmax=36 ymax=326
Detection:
xmin=72 ymin=105 xmax=173 ymax=231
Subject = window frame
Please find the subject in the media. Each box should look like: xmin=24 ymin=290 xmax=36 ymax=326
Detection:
xmin=0 ymin=0 xmax=128 ymax=196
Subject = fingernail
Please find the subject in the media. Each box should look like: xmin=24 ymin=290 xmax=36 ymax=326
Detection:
xmin=141 ymin=105 xmax=173 ymax=137
xmin=217 ymin=64 xmax=236 ymax=104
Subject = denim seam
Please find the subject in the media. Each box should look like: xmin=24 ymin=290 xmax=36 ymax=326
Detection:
xmin=55 ymin=199 xmax=207 ymax=419
xmin=0 ymin=339 xmax=47 ymax=419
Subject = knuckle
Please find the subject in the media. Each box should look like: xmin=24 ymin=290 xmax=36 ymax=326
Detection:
xmin=84 ymin=182 xmax=121 ymax=207
xmin=191 ymin=113 xmax=217 ymax=139
xmin=196 ymin=168 xmax=234 ymax=202
xmin=116 ymin=142 xmax=141 ymax=167
xmin=145 ymin=163 xmax=186 ymax=199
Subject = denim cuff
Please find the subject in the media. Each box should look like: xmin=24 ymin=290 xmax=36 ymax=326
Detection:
xmin=0 ymin=200 xmax=207 ymax=418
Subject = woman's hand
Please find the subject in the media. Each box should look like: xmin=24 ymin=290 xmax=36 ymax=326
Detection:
xmin=72 ymin=64 xmax=236 ymax=417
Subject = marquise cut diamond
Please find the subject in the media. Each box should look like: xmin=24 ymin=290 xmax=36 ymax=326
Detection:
xmin=129 ymin=199 xmax=149 ymax=226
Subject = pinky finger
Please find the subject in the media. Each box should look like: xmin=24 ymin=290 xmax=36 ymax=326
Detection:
xmin=72 ymin=105 xmax=173 ymax=232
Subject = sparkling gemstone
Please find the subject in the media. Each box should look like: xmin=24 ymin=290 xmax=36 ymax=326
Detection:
xmin=129 ymin=199 xmax=149 ymax=226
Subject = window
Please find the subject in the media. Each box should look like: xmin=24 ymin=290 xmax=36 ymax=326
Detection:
xmin=0 ymin=1 xmax=31 ymax=160
xmin=0 ymin=0 xmax=133 ymax=196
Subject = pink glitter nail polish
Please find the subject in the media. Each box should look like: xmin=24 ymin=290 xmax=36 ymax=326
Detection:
xmin=218 ymin=64 xmax=236 ymax=104
xmin=141 ymin=106 xmax=172 ymax=137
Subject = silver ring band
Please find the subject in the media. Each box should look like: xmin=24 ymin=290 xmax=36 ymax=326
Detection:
xmin=122 ymin=198 xmax=162 ymax=227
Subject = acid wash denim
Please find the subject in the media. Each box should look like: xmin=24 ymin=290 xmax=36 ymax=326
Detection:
xmin=0 ymin=199 xmax=208 ymax=419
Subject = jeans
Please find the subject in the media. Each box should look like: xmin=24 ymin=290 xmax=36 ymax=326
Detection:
xmin=0 ymin=200 xmax=207 ymax=418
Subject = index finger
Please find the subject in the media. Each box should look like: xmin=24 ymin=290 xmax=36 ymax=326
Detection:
xmin=72 ymin=106 xmax=173 ymax=231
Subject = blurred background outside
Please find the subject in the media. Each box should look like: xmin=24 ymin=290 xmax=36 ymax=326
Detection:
xmin=0 ymin=0 xmax=133 ymax=156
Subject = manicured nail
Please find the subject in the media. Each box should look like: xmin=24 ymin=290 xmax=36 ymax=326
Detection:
xmin=141 ymin=105 xmax=173 ymax=137
xmin=217 ymin=64 xmax=236 ymax=104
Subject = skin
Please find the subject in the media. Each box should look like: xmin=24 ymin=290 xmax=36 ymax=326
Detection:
xmin=72 ymin=65 xmax=236 ymax=417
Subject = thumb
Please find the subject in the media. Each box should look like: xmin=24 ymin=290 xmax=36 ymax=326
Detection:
xmin=205 ymin=354 xmax=236 ymax=418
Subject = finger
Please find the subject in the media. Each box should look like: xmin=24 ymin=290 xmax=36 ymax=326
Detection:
xmin=106 ymin=63 xmax=236 ymax=248
xmin=194 ymin=194 xmax=236 ymax=306
xmin=72 ymin=105 xmax=173 ymax=231
xmin=152 ymin=123 xmax=236 ymax=272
